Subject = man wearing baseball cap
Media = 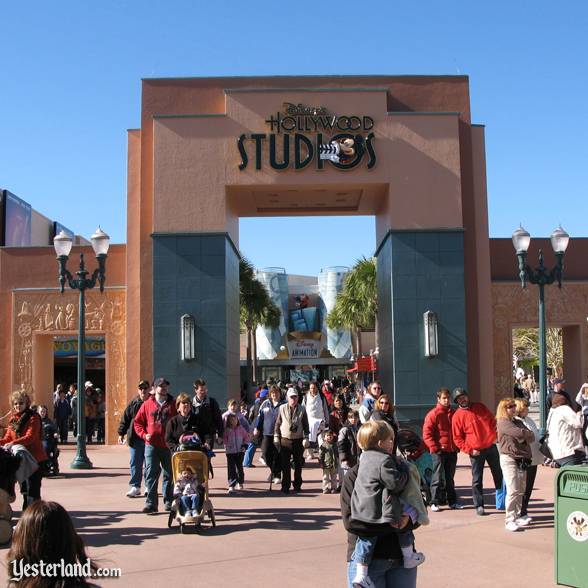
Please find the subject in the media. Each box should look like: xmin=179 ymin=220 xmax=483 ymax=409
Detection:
xmin=274 ymin=389 xmax=310 ymax=494
xmin=451 ymin=387 xmax=503 ymax=516
xmin=547 ymin=378 xmax=580 ymax=413
xmin=134 ymin=377 xmax=176 ymax=514
xmin=118 ymin=380 xmax=152 ymax=498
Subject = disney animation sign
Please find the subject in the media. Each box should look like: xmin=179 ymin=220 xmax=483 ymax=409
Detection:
xmin=237 ymin=103 xmax=376 ymax=171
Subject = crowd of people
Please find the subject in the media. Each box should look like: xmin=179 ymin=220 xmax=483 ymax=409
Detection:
xmin=51 ymin=381 xmax=106 ymax=446
xmin=2 ymin=372 xmax=587 ymax=588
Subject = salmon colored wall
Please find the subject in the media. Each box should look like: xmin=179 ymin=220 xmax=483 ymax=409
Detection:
xmin=151 ymin=92 xmax=464 ymax=238
xmin=469 ymin=125 xmax=494 ymax=406
xmin=490 ymin=238 xmax=588 ymax=281
xmin=125 ymin=129 xmax=145 ymax=397
xmin=32 ymin=334 xmax=54 ymax=410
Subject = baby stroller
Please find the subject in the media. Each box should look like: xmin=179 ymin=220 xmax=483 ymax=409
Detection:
xmin=396 ymin=429 xmax=433 ymax=506
xmin=168 ymin=449 xmax=216 ymax=533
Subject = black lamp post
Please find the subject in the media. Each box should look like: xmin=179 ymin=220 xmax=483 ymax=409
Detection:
xmin=512 ymin=224 xmax=570 ymax=437
xmin=53 ymin=227 xmax=110 ymax=469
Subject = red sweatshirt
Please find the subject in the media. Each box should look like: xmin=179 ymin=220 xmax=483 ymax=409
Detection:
xmin=422 ymin=404 xmax=457 ymax=453
xmin=451 ymin=402 xmax=497 ymax=455
xmin=133 ymin=394 xmax=177 ymax=449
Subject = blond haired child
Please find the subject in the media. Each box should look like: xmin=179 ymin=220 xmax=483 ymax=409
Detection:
xmin=350 ymin=420 xmax=428 ymax=588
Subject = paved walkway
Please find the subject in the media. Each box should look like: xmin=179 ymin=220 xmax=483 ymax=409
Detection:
xmin=1 ymin=445 xmax=560 ymax=587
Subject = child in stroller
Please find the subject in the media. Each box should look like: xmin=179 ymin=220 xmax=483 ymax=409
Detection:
xmin=173 ymin=465 xmax=205 ymax=518
xmin=396 ymin=429 xmax=433 ymax=505
xmin=37 ymin=406 xmax=59 ymax=476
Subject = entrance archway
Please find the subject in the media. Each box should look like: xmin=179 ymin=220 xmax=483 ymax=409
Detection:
xmin=128 ymin=76 xmax=491 ymax=421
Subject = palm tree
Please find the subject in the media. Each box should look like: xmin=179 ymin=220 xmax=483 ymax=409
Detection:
xmin=326 ymin=256 xmax=377 ymax=355
xmin=239 ymin=257 xmax=281 ymax=383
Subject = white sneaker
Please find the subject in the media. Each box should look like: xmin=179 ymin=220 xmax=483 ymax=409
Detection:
xmin=228 ymin=487 xmax=234 ymax=494
xmin=505 ymin=521 xmax=521 ymax=532
xmin=236 ymin=483 xmax=243 ymax=490
xmin=515 ymin=516 xmax=532 ymax=526
xmin=126 ymin=486 xmax=141 ymax=498
xmin=272 ymin=477 xmax=281 ymax=485
xmin=449 ymin=502 xmax=465 ymax=510
xmin=430 ymin=504 xmax=440 ymax=512
xmin=352 ymin=575 xmax=375 ymax=588
xmin=403 ymin=552 xmax=426 ymax=569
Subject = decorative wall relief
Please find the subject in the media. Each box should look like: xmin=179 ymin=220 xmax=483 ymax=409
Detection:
xmin=12 ymin=289 xmax=126 ymax=444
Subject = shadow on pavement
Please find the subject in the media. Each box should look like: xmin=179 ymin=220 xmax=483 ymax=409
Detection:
xmin=67 ymin=511 xmax=178 ymax=547
xmin=200 ymin=506 xmax=340 ymax=536
xmin=66 ymin=505 xmax=341 ymax=544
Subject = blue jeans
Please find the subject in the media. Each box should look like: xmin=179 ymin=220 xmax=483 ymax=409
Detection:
xmin=347 ymin=559 xmax=417 ymax=588
xmin=353 ymin=533 xmax=414 ymax=565
xmin=243 ymin=442 xmax=256 ymax=467
xmin=144 ymin=444 xmax=173 ymax=508
xmin=129 ymin=439 xmax=146 ymax=488
xmin=179 ymin=494 xmax=200 ymax=514
xmin=470 ymin=445 xmax=503 ymax=508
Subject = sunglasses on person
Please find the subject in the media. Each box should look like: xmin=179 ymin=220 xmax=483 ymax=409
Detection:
xmin=506 ymin=404 xmax=517 ymax=409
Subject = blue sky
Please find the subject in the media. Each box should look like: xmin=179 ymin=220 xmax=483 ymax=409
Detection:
xmin=1 ymin=1 xmax=586 ymax=275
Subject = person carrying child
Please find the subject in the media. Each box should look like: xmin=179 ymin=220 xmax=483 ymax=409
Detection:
xmin=319 ymin=429 xmax=340 ymax=494
xmin=223 ymin=413 xmax=250 ymax=493
xmin=350 ymin=420 xmax=428 ymax=588
xmin=173 ymin=465 xmax=204 ymax=518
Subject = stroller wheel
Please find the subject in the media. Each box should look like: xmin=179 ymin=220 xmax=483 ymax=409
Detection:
xmin=167 ymin=511 xmax=174 ymax=528
xmin=208 ymin=509 xmax=216 ymax=527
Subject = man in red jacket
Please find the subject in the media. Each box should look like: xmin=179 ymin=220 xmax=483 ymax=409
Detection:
xmin=451 ymin=387 xmax=503 ymax=516
xmin=422 ymin=388 xmax=462 ymax=512
xmin=133 ymin=377 xmax=176 ymax=514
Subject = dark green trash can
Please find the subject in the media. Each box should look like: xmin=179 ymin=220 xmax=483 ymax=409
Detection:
xmin=555 ymin=465 xmax=588 ymax=587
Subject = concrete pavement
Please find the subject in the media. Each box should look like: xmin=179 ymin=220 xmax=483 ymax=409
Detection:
xmin=1 ymin=445 xmax=560 ymax=587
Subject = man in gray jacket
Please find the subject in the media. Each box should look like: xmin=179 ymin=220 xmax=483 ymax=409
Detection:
xmin=274 ymin=389 xmax=310 ymax=494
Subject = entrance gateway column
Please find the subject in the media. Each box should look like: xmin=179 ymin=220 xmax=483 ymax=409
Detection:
xmin=129 ymin=76 xmax=491 ymax=419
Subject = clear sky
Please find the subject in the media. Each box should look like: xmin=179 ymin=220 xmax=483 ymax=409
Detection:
xmin=1 ymin=1 xmax=586 ymax=275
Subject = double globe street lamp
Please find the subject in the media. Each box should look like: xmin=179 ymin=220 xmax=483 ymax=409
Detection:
xmin=53 ymin=227 xmax=110 ymax=469
xmin=511 ymin=224 xmax=570 ymax=437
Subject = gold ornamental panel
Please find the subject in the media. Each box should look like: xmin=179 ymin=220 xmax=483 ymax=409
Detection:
xmin=12 ymin=289 xmax=126 ymax=444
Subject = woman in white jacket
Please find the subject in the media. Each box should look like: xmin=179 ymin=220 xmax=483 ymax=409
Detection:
xmin=515 ymin=398 xmax=543 ymax=523
xmin=547 ymin=394 xmax=585 ymax=467
xmin=302 ymin=382 xmax=330 ymax=458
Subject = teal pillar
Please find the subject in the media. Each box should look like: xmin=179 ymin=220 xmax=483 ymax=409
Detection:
xmin=376 ymin=230 xmax=468 ymax=422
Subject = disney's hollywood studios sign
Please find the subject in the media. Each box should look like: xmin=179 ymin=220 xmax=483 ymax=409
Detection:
xmin=237 ymin=103 xmax=376 ymax=171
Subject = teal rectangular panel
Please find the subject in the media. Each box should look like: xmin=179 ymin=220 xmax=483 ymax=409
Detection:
xmin=377 ymin=230 xmax=467 ymax=423
xmin=152 ymin=233 xmax=239 ymax=406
